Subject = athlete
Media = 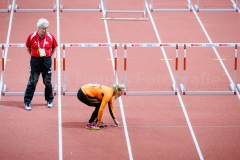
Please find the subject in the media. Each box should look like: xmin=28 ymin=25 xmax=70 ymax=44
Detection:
xmin=24 ymin=18 xmax=58 ymax=111
xmin=77 ymin=83 xmax=124 ymax=130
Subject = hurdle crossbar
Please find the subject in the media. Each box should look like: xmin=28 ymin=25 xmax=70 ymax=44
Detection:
xmin=0 ymin=44 xmax=57 ymax=96
xmin=0 ymin=0 xmax=11 ymax=13
xmin=60 ymin=0 xmax=101 ymax=12
xmin=149 ymin=0 xmax=192 ymax=12
xmin=14 ymin=0 xmax=56 ymax=12
xmin=101 ymin=0 xmax=148 ymax=21
xmin=180 ymin=43 xmax=239 ymax=95
xmin=122 ymin=43 xmax=179 ymax=96
xmin=194 ymin=0 xmax=239 ymax=12
xmin=61 ymin=43 xmax=119 ymax=96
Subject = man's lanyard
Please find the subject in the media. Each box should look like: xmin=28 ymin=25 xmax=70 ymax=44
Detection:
xmin=38 ymin=37 xmax=46 ymax=49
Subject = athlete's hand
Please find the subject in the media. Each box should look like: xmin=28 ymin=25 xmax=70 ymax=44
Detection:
xmin=114 ymin=119 xmax=120 ymax=126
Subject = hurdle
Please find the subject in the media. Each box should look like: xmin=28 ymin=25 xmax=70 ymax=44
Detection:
xmin=60 ymin=0 xmax=101 ymax=12
xmin=0 ymin=44 xmax=57 ymax=96
xmin=0 ymin=0 xmax=11 ymax=13
xmin=122 ymin=43 xmax=179 ymax=96
xmin=61 ymin=43 xmax=119 ymax=96
xmin=101 ymin=0 xmax=148 ymax=20
xmin=180 ymin=43 xmax=239 ymax=95
xmin=14 ymin=0 xmax=56 ymax=12
xmin=149 ymin=0 xmax=192 ymax=12
xmin=194 ymin=0 xmax=239 ymax=12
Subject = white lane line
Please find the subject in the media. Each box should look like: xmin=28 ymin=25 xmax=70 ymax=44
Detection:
xmin=56 ymin=0 xmax=63 ymax=160
xmin=188 ymin=0 xmax=240 ymax=99
xmin=145 ymin=1 xmax=204 ymax=160
xmin=118 ymin=125 xmax=240 ymax=128
xmin=0 ymin=0 xmax=15 ymax=99
xmin=101 ymin=1 xmax=133 ymax=160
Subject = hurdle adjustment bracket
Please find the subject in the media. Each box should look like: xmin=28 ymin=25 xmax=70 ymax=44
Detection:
xmin=180 ymin=84 xmax=186 ymax=95
xmin=0 ymin=5 xmax=11 ymax=13
xmin=1 ymin=84 xmax=6 ymax=96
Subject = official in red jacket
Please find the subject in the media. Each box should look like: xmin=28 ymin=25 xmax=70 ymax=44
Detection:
xmin=24 ymin=18 xmax=58 ymax=111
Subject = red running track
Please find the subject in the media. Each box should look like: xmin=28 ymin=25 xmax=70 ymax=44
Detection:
xmin=0 ymin=0 xmax=240 ymax=159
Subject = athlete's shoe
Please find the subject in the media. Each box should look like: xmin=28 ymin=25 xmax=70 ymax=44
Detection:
xmin=86 ymin=122 xmax=100 ymax=130
xmin=94 ymin=118 xmax=106 ymax=128
xmin=24 ymin=103 xmax=31 ymax=111
xmin=47 ymin=100 xmax=53 ymax=108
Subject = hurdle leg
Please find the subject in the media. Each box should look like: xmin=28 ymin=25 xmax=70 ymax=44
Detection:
xmin=235 ymin=0 xmax=240 ymax=12
xmin=99 ymin=0 xmax=102 ymax=12
xmin=53 ymin=51 xmax=57 ymax=96
xmin=62 ymin=45 xmax=66 ymax=95
xmin=53 ymin=0 xmax=56 ymax=10
xmin=173 ymin=44 xmax=178 ymax=95
xmin=0 ymin=0 xmax=11 ymax=13
xmin=149 ymin=0 xmax=154 ymax=12
xmin=1 ymin=45 xmax=5 ymax=96
xmin=8 ymin=0 xmax=11 ymax=12
xmin=230 ymin=44 xmax=238 ymax=95
xmin=123 ymin=45 xmax=127 ymax=91
xmin=114 ymin=44 xmax=117 ymax=84
xmin=100 ymin=0 xmax=107 ymax=18
xmin=180 ymin=44 xmax=187 ymax=95
xmin=143 ymin=0 xmax=147 ymax=18
xmin=194 ymin=0 xmax=199 ymax=12
xmin=60 ymin=0 xmax=63 ymax=10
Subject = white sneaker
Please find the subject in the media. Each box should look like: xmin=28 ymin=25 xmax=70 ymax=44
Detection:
xmin=24 ymin=103 xmax=31 ymax=111
xmin=47 ymin=101 xmax=53 ymax=108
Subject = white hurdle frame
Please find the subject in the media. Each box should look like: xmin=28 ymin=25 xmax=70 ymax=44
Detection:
xmin=122 ymin=43 xmax=179 ymax=96
xmin=0 ymin=44 xmax=57 ymax=96
xmin=102 ymin=0 xmax=148 ymax=20
xmin=14 ymin=0 xmax=56 ymax=12
xmin=0 ymin=0 xmax=11 ymax=13
xmin=180 ymin=43 xmax=239 ymax=95
xmin=149 ymin=0 xmax=192 ymax=12
xmin=60 ymin=0 xmax=102 ymax=12
xmin=61 ymin=43 xmax=119 ymax=96
xmin=194 ymin=0 xmax=239 ymax=12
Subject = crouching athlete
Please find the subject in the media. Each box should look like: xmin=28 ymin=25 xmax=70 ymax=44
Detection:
xmin=77 ymin=83 xmax=124 ymax=130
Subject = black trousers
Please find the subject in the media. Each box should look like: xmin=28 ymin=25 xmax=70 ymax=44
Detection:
xmin=77 ymin=88 xmax=101 ymax=123
xmin=24 ymin=56 xmax=54 ymax=104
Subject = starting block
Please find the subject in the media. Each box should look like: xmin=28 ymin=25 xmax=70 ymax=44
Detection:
xmin=60 ymin=0 xmax=102 ymax=12
xmin=0 ymin=0 xmax=11 ymax=13
xmin=101 ymin=0 xmax=148 ymax=20
xmin=180 ymin=43 xmax=239 ymax=95
xmin=194 ymin=0 xmax=239 ymax=12
xmin=61 ymin=43 xmax=119 ymax=96
xmin=122 ymin=43 xmax=179 ymax=96
xmin=149 ymin=0 xmax=192 ymax=12
xmin=14 ymin=0 xmax=56 ymax=12
xmin=0 ymin=44 xmax=57 ymax=96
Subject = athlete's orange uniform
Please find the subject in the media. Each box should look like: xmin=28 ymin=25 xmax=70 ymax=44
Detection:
xmin=81 ymin=84 xmax=116 ymax=121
